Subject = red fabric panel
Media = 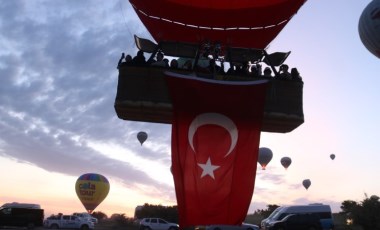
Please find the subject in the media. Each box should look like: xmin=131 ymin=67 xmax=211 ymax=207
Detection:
xmin=165 ymin=72 xmax=268 ymax=228
xmin=135 ymin=12 xmax=285 ymax=49
xmin=130 ymin=0 xmax=306 ymax=48
xmin=165 ymin=0 xmax=296 ymax=9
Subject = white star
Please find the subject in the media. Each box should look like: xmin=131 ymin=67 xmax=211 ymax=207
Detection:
xmin=198 ymin=157 xmax=220 ymax=179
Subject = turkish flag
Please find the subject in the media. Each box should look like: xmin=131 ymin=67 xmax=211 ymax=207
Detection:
xmin=165 ymin=72 xmax=268 ymax=229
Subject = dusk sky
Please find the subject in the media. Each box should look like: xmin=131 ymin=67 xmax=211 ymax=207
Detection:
xmin=1 ymin=0 xmax=379 ymax=218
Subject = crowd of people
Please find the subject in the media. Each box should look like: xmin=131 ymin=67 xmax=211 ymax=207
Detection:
xmin=117 ymin=50 xmax=302 ymax=82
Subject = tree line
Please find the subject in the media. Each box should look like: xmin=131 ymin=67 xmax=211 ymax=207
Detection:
xmin=340 ymin=194 xmax=380 ymax=230
xmin=91 ymin=203 xmax=179 ymax=223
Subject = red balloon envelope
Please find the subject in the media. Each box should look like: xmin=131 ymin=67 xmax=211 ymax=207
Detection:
xmin=129 ymin=0 xmax=307 ymax=49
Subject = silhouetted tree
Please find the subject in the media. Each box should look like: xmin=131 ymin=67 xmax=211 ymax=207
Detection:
xmin=340 ymin=199 xmax=359 ymax=222
xmin=341 ymin=194 xmax=380 ymax=230
xmin=110 ymin=213 xmax=135 ymax=226
xmin=255 ymin=204 xmax=280 ymax=219
xmin=92 ymin=211 xmax=108 ymax=220
xmin=340 ymin=200 xmax=359 ymax=214
xmin=135 ymin=203 xmax=178 ymax=223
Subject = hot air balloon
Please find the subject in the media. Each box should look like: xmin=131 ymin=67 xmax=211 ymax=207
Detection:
xmin=302 ymin=179 xmax=311 ymax=190
xmin=114 ymin=0 xmax=307 ymax=133
xmin=330 ymin=154 xmax=335 ymax=160
xmin=137 ymin=131 xmax=148 ymax=145
xmin=129 ymin=0 xmax=306 ymax=49
xmin=258 ymin=147 xmax=273 ymax=170
xmin=280 ymin=157 xmax=292 ymax=169
xmin=358 ymin=0 xmax=380 ymax=59
xmin=75 ymin=173 xmax=110 ymax=213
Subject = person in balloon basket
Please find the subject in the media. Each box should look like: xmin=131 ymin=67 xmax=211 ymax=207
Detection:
xmin=151 ymin=51 xmax=168 ymax=67
xmin=117 ymin=52 xmax=132 ymax=69
xmin=207 ymin=58 xmax=224 ymax=74
xmin=263 ymin=67 xmax=272 ymax=77
xmin=235 ymin=61 xmax=250 ymax=75
xmin=278 ymin=64 xmax=292 ymax=80
xmin=132 ymin=50 xmax=147 ymax=66
xmin=250 ymin=65 xmax=260 ymax=77
xmin=290 ymin=67 xmax=302 ymax=81
xmin=170 ymin=59 xmax=179 ymax=69
xmin=182 ymin=60 xmax=193 ymax=70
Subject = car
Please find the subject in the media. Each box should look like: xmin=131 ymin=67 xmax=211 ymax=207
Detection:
xmin=43 ymin=214 xmax=94 ymax=229
xmin=204 ymin=223 xmax=259 ymax=230
xmin=242 ymin=223 xmax=259 ymax=230
xmin=73 ymin=212 xmax=98 ymax=224
xmin=266 ymin=213 xmax=323 ymax=230
xmin=139 ymin=218 xmax=179 ymax=230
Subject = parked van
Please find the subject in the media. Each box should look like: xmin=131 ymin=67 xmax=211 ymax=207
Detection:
xmin=260 ymin=204 xmax=334 ymax=230
xmin=0 ymin=202 xmax=44 ymax=229
xmin=266 ymin=213 xmax=323 ymax=230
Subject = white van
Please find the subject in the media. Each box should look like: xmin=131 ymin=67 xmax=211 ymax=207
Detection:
xmin=73 ymin=212 xmax=98 ymax=224
xmin=260 ymin=204 xmax=334 ymax=230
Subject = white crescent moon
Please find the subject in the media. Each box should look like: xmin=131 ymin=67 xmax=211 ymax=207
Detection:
xmin=188 ymin=113 xmax=238 ymax=157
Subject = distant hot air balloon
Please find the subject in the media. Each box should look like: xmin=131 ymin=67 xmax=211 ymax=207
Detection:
xmin=358 ymin=0 xmax=380 ymax=59
xmin=302 ymin=179 xmax=311 ymax=190
xmin=280 ymin=157 xmax=292 ymax=169
xmin=75 ymin=173 xmax=110 ymax=213
xmin=258 ymin=147 xmax=273 ymax=170
xmin=137 ymin=131 xmax=148 ymax=145
xmin=330 ymin=154 xmax=335 ymax=160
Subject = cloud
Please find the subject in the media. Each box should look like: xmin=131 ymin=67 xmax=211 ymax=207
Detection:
xmin=256 ymin=170 xmax=286 ymax=184
xmin=0 ymin=0 xmax=175 ymax=202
